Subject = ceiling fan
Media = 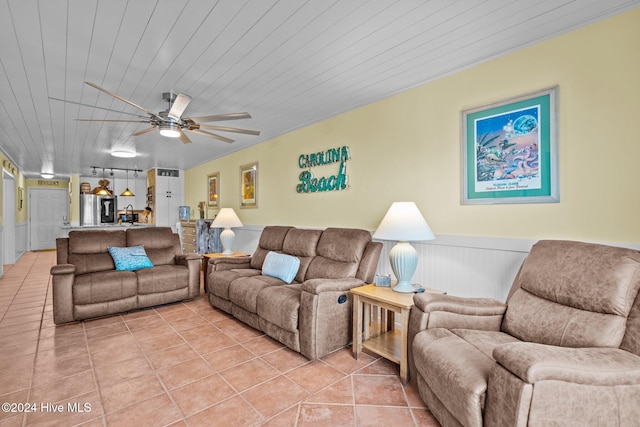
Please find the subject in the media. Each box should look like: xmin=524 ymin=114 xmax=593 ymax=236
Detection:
xmin=74 ymin=82 xmax=260 ymax=144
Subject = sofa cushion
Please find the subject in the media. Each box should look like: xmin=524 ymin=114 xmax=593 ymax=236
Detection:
xmin=126 ymin=227 xmax=178 ymax=266
xmin=306 ymin=228 xmax=371 ymax=279
xmin=282 ymin=228 xmax=322 ymax=282
xmin=108 ymin=245 xmax=154 ymax=271
xmin=229 ymin=276 xmax=282 ymax=313
xmin=68 ymin=230 xmax=126 ymax=275
xmin=514 ymin=240 xmax=640 ymax=316
xmin=136 ymin=265 xmax=189 ymax=294
xmin=503 ymin=240 xmax=640 ymax=348
xmin=257 ymin=284 xmax=303 ymax=333
xmin=209 ymin=269 xmax=261 ymax=300
xmin=251 ymin=226 xmax=293 ymax=270
xmin=414 ymin=328 xmax=518 ymax=427
xmin=73 ymin=270 xmax=137 ymax=305
xmin=262 ymin=252 xmax=300 ymax=284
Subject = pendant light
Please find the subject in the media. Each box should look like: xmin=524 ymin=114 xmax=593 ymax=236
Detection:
xmin=120 ymin=169 xmax=135 ymax=197
xmin=96 ymin=168 xmax=113 ymax=195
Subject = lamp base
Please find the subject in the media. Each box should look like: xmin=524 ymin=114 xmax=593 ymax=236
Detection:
xmin=392 ymin=280 xmax=416 ymax=293
xmin=219 ymin=228 xmax=235 ymax=255
xmin=389 ymin=241 xmax=418 ymax=293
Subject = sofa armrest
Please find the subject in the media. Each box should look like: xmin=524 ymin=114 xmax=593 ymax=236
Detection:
xmin=176 ymin=253 xmax=203 ymax=262
xmin=51 ymin=264 xmax=76 ymax=275
xmin=301 ymin=278 xmax=365 ymax=294
xmin=207 ymin=256 xmax=252 ymax=270
xmin=408 ymin=293 xmax=506 ymax=383
xmin=493 ymin=342 xmax=640 ymax=386
xmin=414 ymin=293 xmax=506 ymax=316
xmin=298 ymin=278 xmax=366 ymax=359
xmin=50 ymin=264 xmax=76 ymax=324
xmin=175 ymin=253 xmax=203 ymax=298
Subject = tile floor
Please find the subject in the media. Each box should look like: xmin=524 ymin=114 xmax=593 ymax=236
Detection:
xmin=0 ymin=251 xmax=440 ymax=426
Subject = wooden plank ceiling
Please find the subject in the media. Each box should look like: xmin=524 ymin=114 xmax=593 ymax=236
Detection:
xmin=0 ymin=0 xmax=638 ymax=178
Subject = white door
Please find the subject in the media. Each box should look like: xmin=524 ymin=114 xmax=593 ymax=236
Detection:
xmin=30 ymin=188 xmax=68 ymax=250
xmin=3 ymin=171 xmax=16 ymax=264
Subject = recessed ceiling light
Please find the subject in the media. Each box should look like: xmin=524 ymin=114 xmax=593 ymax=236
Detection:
xmin=111 ymin=150 xmax=136 ymax=158
xmin=41 ymin=173 xmax=54 ymax=179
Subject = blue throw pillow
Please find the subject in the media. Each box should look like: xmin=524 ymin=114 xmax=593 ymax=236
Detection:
xmin=108 ymin=245 xmax=154 ymax=271
xmin=262 ymin=251 xmax=300 ymax=284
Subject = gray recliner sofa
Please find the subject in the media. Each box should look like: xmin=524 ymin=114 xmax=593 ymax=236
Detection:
xmin=51 ymin=227 xmax=202 ymax=324
xmin=206 ymin=226 xmax=382 ymax=359
xmin=409 ymin=240 xmax=640 ymax=426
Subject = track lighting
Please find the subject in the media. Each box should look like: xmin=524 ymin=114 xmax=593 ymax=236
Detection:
xmin=92 ymin=167 xmax=97 ymax=176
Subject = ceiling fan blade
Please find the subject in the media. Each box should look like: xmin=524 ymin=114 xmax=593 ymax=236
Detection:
xmin=75 ymin=119 xmax=149 ymax=123
xmin=187 ymin=129 xmax=234 ymax=143
xmin=132 ymin=127 xmax=157 ymax=136
xmin=85 ymin=82 xmax=164 ymax=121
xmin=178 ymin=130 xmax=192 ymax=144
xmin=198 ymin=124 xmax=260 ymax=136
xmin=188 ymin=112 xmax=251 ymax=123
xmin=49 ymin=97 xmax=149 ymax=119
xmin=168 ymin=93 xmax=192 ymax=121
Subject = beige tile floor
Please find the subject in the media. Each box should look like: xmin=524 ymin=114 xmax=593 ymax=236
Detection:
xmin=0 ymin=251 xmax=440 ymax=426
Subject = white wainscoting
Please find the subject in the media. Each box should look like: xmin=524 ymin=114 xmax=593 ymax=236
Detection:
xmin=234 ymin=226 xmax=536 ymax=302
xmin=16 ymin=222 xmax=27 ymax=260
xmin=232 ymin=226 xmax=640 ymax=302
xmin=375 ymin=237 xmax=534 ymax=301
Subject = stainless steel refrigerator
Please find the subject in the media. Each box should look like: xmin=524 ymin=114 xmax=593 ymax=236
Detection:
xmin=80 ymin=194 xmax=118 ymax=226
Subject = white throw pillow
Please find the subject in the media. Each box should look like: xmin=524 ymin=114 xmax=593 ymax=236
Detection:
xmin=262 ymin=251 xmax=300 ymax=284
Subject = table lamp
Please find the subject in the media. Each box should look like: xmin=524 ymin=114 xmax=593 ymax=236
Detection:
xmin=210 ymin=208 xmax=243 ymax=255
xmin=373 ymin=202 xmax=435 ymax=293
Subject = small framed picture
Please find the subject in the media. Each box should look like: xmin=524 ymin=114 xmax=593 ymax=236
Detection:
xmin=461 ymin=86 xmax=559 ymax=204
xmin=240 ymin=162 xmax=258 ymax=209
xmin=207 ymin=172 xmax=219 ymax=208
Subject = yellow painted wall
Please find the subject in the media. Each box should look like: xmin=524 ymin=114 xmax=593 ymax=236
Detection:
xmin=185 ymin=9 xmax=640 ymax=243
xmin=0 ymin=153 xmax=27 ymax=225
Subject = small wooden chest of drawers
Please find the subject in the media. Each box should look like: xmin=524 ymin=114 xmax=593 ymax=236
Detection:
xmin=181 ymin=221 xmax=197 ymax=254
xmin=180 ymin=220 xmax=222 ymax=254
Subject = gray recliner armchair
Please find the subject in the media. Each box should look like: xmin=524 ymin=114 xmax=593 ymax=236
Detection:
xmin=409 ymin=240 xmax=640 ymax=426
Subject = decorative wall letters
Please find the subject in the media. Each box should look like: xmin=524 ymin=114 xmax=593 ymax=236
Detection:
xmin=296 ymin=146 xmax=350 ymax=194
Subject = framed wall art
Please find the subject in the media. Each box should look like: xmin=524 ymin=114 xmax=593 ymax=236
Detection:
xmin=240 ymin=162 xmax=258 ymax=209
xmin=207 ymin=172 xmax=219 ymax=208
xmin=461 ymin=86 xmax=559 ymax=204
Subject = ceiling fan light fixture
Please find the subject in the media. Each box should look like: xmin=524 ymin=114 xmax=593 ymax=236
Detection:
xmin=111 ymin=150 xmax=136 ymax=158
xmin=159 ymin=123 xmax=181 ymax=138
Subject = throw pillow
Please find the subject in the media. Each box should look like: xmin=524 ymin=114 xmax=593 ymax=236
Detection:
xmin=262 ymin=251 xmax=300 ymax=284
xmin=108 ymin=245 xmax=154 ymax=271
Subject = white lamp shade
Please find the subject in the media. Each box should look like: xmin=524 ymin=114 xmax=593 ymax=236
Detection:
xmin=373 ymin=202 xmax=435 ymax=242
xmin=210 ymin=208 xmax=243 ymax=228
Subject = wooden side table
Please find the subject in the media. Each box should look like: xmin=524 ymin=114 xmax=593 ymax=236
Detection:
xmin=351 ymin=284 xmax=442 ymax=384
xmin=202 ymin=252 xmax=250 ymax=292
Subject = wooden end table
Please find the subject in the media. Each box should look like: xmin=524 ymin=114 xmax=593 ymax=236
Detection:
xmin=351 ymin=284 xmax=442 ymax=384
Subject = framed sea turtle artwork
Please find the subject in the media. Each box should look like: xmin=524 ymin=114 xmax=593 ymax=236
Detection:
xmin=461 ymin=86 xmax=559 ymax=204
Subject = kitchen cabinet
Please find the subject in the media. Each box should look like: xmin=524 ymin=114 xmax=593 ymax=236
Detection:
xmin=147 ymin=168 xmax=184 ymax=227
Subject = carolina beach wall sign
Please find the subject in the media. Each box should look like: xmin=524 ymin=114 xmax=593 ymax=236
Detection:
xmin=296 ymin=146 xmax=350 ymax=193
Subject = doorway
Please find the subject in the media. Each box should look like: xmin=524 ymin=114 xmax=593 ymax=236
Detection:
xmin=29 ymin=188 xmax=68 ymax=251
xmin=3 ymin=170 xmax=16 ymax=265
